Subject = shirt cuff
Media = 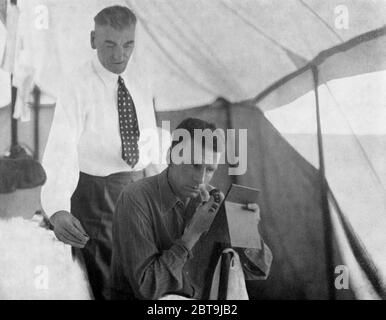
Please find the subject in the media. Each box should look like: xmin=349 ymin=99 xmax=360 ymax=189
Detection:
xmin=41 ymin=198 xmax=71 ymax=218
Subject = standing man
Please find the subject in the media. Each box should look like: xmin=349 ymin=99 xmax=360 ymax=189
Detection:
xmin=41 ymin=6 xmax=157 ymax=300
xmin=111 ymin=118 xmax=272 ymax=300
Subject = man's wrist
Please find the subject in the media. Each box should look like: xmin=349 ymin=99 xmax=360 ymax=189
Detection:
xmin=181 ymin=232 xmax=200 ymax=251
xmin=175 ymin=239 xmax=194 ymax=260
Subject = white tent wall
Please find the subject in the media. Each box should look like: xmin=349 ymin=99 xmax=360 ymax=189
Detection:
xmin=329 ymin=198 xmax=381 ymax=300
xmin=256 ymin=27 xmax=386 ymax=112
xmin=264 ymin=68 xmax=386 ymax=298
xmin=260 ymin=22 xmax=386 ymax=299
xmin=1 ymin=1 xmax=385 ymax=156
xmin=265 ymin=79 xmax=386 ymax=299
xmin=3 ymin=0 xmax=386 ymax=110
xmin=320 ymin=75 xmax=386 ymax=280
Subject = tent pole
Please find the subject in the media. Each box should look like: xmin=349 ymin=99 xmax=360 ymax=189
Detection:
xmin=10 ymin=76 xmax=18 ymax=148
xmin=9 ymin=0 xmax=18 ymax=152
xmin=32 ymin=86 xmax=41 ymax=161
xmin=312 ymin=65 xmax=336 ymax=300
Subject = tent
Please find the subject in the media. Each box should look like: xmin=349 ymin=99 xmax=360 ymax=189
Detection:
xmin=0 ymin=0 xmax=385 ymax=299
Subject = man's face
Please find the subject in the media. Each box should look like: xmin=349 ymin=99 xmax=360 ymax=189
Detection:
xmin=91 ymin=24 xmax=136 ymax=74
xmin=171 ymin=145 xmax=219 ymax=199
xmin=172 ymin=163 xmax=218 ymax=199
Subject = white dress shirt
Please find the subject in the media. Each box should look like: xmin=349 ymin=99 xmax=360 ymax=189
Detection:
xmin=41 ymin=54 xmax=157 ymax=217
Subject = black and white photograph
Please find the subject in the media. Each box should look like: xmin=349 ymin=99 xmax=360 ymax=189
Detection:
xmin=0 ymin=0 xmax=385 ymax=305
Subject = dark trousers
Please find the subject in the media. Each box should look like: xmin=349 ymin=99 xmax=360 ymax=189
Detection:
xmin=71 ymin=171 xmax=144 ymax=300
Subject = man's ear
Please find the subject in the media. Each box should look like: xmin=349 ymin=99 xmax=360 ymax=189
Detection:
xmin=90 ymin=31 xmax=96 ymax=49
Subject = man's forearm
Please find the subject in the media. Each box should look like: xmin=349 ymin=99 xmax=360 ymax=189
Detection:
xmin=181 ymin=232 xmax=200 ymax=252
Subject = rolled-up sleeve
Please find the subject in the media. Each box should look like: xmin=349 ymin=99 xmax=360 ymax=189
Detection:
xmin=113 ymin=191 xmax=192 ymax=300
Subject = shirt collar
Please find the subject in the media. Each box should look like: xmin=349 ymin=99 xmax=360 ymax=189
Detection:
xmin=92 ymin=53 xmax=131 ymax=88
xmin=158 ymin=168 xmax=184 ymax=213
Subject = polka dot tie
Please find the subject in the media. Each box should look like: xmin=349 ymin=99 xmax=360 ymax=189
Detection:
xmin=117 ymin=76 xmax=140 ymax=168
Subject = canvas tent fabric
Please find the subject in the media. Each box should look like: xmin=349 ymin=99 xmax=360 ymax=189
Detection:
xmin=256 ymin=26 xmax=386 ymax=111
xmin=264 ymin=72 xmax=386 ymax=299
xmin=3 ymin=0 xmax=386 ymax=110
xmin=0 ymin=0 xmax=385 ymax=299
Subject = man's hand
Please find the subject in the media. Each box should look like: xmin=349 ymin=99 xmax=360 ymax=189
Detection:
xmin=198 ymin=184 xmax=210 ymax=202
xmin=182 ymin=192 xmax=225 ymax=250
xmin=50 ymin=211 xmax=89 ymax=248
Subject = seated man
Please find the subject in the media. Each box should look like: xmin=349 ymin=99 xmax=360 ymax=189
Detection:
xmin=111 ymin=118 xmax=271 ymax=300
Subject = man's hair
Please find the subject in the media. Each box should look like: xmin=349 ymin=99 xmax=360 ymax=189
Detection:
xmin=94 ymin=6 xmax=137 ymax=30
xmin=171 ymin=118 xmax=223 ymax=153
